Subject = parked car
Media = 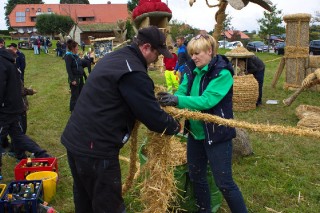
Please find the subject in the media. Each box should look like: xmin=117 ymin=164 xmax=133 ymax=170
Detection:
xmin=274 ymin=42 xmax=285 ymax=55
xmin=218 ymin=40 xmax=229 ymax=48
xmin=246 ymin=41 xmax=268 ymax=52
xmin=18 ymin=40 xmax=33 ymax=50
xmin=309 ymin=40 xmax=320 ymax=55
xmin=226 ymin=41 xmax=243 ymax=49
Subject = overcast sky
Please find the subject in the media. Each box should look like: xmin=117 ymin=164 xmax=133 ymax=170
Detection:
xmin=1 ymin=0 xmax=319 ymax=32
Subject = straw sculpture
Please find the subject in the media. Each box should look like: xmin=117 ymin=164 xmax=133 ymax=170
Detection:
xmin=283 ymin=14 xmax=311 ymax=89
xmin=225 ymin=47 xmax=259 ymax=111
xmin=295 ymin=105 xmax=320 ymax=130
xmin=283 ymin=69 xmax=320 ymax=106
xmin=233 ymin=74 xmax=259 ymax=111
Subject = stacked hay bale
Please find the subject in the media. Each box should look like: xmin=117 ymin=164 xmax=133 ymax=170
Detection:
xmin=295 ymin=105 xmax=320 ymax=130
xmin=283 ymin=13 xmax=311 ymax=90
xmin=225 ymin=47 xmax=259 ymax=111
xmin=306 ymin=55 xmax=320 ymax=91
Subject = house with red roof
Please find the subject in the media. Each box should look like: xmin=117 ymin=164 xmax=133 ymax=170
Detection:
xmin=8 ymin=3 xmax=129 ymax=44
xmin=222 ymin=30 xmax=250 ymax=40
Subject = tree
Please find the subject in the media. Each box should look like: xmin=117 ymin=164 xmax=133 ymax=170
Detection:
xmin=223 ymin=13 xmax=233 ymax=31
xmin=60 ymin=0 xmax=89 ymax=4
xmin=127 ymin=0 xmax=139 ymax=12
xmin=169 ymin=19 xmax=198 ymax=41
xmin=36 ymin=14 xmax=74 ymax=37
xmin=257 ymin=4 xmax=285 ymax=46
xmin=4 ymin=0 xmax=44 ymax=29
xmin=311 ymin=11 xmax=320 ymax=24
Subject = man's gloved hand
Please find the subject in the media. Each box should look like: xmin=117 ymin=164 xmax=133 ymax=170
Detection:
xmin=157 ymin=92 xmax=178 ymax=107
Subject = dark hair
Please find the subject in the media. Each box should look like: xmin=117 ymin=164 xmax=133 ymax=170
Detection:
xmin=167 ymin=45 xmax=173 ymax=50
xmin=66 ymin=39 xmax=78 ymax=51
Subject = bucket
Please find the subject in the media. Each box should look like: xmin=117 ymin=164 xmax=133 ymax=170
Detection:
xmin=26 ymin=171 xmax=58 ymax=202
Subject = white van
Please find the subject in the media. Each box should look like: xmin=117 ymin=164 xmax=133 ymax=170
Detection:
xmin=226 ymin=41 xmax=243 ymax=49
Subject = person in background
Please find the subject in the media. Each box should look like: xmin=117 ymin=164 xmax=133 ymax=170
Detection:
xmin=33 ymin=38 xmax=39 ymax=55
xmin=8 ymin=43 xmax=26 ymax=82
xmin=163 ymin=45 xmax=179 ymax=94
xmin=61 ymin=26 xmax=181 ymax=213
xmin=56 ymin=40 xmax=62 ymax=57
xmin=37 ymin=37 xmax=41 ymax=54
xmin=0 ymin=48 xmax=50 ymax=180
xmin=174 ymin=35 xmax=190 ymax=83
xmin=81 ymin=41 xmax=85 ymax=52
xmin=238 ymin=56 xmax=265 ymax=106
xmin=157 ymin=34 xmax=248 ymax=213
xmin=64 ymin=39 xmax=85 ymax=112
xmin=0 ymin=38 xmax=5 ymax=49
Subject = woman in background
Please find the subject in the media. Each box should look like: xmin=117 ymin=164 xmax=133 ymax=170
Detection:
xmin=64 ymin=39 xmax=85 ymax=112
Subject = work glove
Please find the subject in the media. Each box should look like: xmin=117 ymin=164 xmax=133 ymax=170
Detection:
xmin=157 ymin=92 xmax=178 ymax=107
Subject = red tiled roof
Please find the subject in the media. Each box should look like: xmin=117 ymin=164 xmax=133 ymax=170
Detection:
xmin=222 ymin=30 xmax=250 ymax=39
xmin=9 ymin=4 xmax=129 ymax=28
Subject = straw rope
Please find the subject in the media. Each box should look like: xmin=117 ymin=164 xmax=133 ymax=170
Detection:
xmin=163 ymin=107 xmax=320 ymax=138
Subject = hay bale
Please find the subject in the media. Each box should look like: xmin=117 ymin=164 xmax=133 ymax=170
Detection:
xmin=308 ymin=55 xmax=320 ymax=68
xmin=295 ymin=104 xmax=320 ymax=119
xmin=233 ymin=128 xmax=253 ymax=158
xmin=233 ymin=74 xmax=259 ymax=111
xmin=295 ymin=104 xmax=320 ymax=130
xmin=297 ymin=116 xmax=320 ymax=130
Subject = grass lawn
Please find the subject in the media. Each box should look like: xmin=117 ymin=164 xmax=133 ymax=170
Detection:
xmin=1 ymin=42 xmax=320 ymax=213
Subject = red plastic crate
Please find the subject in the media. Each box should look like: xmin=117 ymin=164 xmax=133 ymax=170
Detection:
xmin=14 ymin=158 xmax=58 ymax=180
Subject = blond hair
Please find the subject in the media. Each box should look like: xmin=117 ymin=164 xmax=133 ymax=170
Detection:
xmin=187 ymin=34 xmax=217 ymax=57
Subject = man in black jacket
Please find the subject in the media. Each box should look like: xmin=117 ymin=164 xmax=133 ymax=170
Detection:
xmin=8 ymin=43 xmax=26 ymax=81
xmin=61 ymin=26 xmax=181 ymax=213
xmin=0 ymin=48 xmax=50 ymax=180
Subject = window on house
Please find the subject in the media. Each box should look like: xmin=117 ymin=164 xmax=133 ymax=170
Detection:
xmin=48 ymin=8 xmax=52 ymax=12
xmin=31 ymin=17 xmax=37 ymax=22
xmin=16 ymin=12 xmax=26 ymax=22
xmin=37 ymin=8 xmax=41 ymax=12
xmin=26 ymin=8 xmax=30 ymax=12
xmin=78 ymin=17 xmax=94 ymax=22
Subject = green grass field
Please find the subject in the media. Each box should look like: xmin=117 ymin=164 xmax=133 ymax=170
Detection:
xmin=1 ymin=42 xmax=320 ymax=213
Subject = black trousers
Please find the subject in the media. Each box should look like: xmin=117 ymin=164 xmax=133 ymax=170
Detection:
xmin=70 ymin=77 xmax=84 ymax=112
xmin=67 ymin=151 xmax=125 ymax=213
xmin=253 ymin=69 xmax=264 ymax=105
xmin=0 ymin=116 xmax=50 ymax=166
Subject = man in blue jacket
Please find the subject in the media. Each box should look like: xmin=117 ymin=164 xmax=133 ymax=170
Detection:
xmin=61 ymin=26 xmax=181 ymax=213
xmin=174 ymin=36 xmax=190 ymax=83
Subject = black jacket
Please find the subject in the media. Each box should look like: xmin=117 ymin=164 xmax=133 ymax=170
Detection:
xmin=0 ymin=49 xmax=24 ymax=122
xmin=61 ymin=44 xmax=180 ymax=158
xmin=246 ymin=56 xmax=265 ymax=75
xmin=64 ymin=52 xmax=84 ymax=83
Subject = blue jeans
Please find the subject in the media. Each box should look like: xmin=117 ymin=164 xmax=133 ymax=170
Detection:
xmin=187 ymin=136 xmax=247 ymax=213
xmin=67 ymin=151 xmax=126 ymax=213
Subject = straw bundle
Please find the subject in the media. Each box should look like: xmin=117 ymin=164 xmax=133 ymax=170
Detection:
xmin=297 ymin=117 xmax=320 ymax=131
xmin=295 ymin=105 xmax=320 ymax=130
xmin=295 ymin=105 xmax=320 ymax=120
xmin=233 ymin=74 xmax=259 ymax=111
xmin=140 ymin=132 xmax=177 ymax=213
